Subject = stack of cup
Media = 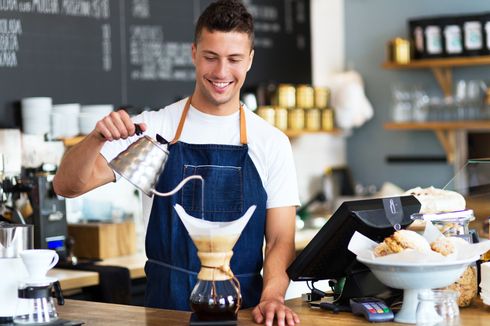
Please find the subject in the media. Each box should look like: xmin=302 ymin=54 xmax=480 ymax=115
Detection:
xmin=21 ymin=97 xmax=52 ymax=135
xmin=481 ymin=262 xmax=490 ymax=305
xmin=79 ymin=105 xmax=114 ymax=135
xmin=51 ymin=104 xmax=81 ymax=138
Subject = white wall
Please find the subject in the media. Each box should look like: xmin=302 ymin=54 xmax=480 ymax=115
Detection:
xmin=286 ymin=0 xmax=346 ymax=300
xmin=291 ymin=0 xmax=346 ymax=203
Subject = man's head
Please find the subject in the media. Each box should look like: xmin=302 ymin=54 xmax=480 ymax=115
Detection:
xmin=195 ymin=0 xmax=254 ymax=51
xmin=191 ymin=0 xmax=255 ymax=114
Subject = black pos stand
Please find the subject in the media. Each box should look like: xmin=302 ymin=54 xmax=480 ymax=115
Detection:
xmin=287 ymin=196 xmax=421 ymax=309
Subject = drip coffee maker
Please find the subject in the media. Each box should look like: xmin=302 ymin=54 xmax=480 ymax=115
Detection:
xmin=174 ymin=204 xmax=256 ymax=324
xmin=14 ymin=249 xmax=64 ymax=325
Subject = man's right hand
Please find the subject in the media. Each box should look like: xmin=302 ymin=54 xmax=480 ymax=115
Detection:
xmin=93 ymin=110 xmax=147 ymax=141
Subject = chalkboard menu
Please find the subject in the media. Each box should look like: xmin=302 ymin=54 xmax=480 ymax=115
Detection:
xmin=0 ymin=0 xmax=311 ymax=128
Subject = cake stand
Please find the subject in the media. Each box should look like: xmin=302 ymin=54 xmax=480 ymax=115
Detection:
xmin=357 ymin=255 xmax=479 ymax=324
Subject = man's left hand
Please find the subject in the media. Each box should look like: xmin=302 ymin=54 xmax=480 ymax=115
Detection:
xmin=251 ymin=298 xmax=300 ymax=326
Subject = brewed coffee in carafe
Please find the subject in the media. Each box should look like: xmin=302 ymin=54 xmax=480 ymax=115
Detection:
xmin=174 ymin=204 xmax=256 ymax=323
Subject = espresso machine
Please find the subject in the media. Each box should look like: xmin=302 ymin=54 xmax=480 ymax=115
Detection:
xmin=26 ymin=169 xmax=68 ymax=261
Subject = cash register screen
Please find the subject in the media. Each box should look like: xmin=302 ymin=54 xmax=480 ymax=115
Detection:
xmin=287 ymin=196 xmax=421 ymax=281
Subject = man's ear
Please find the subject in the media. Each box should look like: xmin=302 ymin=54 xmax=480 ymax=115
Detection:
xmin=247 ymin=49 xmax=255 ymax=72
xmin=191 ymin=43 xmax=197 ymax=65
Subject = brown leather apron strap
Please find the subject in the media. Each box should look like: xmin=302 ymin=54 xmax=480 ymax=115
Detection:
xmin=170 ymin=97 xmax=192 ymax=145
xmin=239 ymin=105 xmax=247 ymax=145
xmin=170 ymin=97 xmax=248 ymax=145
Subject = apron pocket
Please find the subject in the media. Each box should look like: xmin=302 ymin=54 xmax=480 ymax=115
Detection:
xmin=182 ymin=165 xmax=242 ymax=214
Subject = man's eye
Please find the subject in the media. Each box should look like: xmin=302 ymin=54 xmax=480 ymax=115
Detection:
xmin=229 ymin=58 xmax=241 ymax=63
xmin=204 ymin=56 xmax=216 ymax=61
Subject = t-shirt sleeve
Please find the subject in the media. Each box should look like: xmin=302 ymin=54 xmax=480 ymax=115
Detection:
xmin=265 ymin=134 xmax=301 ymax=209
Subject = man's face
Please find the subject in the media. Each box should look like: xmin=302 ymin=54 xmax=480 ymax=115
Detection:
xmin=192 ymin=29 xmax=254 ymax=111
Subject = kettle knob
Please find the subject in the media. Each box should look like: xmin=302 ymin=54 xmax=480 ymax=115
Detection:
xmin=134 ymin=124 xmax=143 ymax=136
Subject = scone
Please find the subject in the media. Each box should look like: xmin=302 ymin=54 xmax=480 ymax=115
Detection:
xmin=374 ymin=230 xmax=431 ymax=257
xmin=431 ymin=236 xmax=467 ymax=256
xmin=430 ymin=237 xmax=455 ymax=256
xmin=446 ymin=266 xmax=477 ymax=307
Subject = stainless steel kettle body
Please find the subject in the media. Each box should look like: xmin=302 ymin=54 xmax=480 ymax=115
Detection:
xmin=109 ymin=135 xmax=170 ymax=197
xmin=109 ymin=135 xmax=203 ymax=198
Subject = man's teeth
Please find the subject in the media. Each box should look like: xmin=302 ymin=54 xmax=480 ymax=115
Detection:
xmin=212 ymin=81 xmax=230 ymax=88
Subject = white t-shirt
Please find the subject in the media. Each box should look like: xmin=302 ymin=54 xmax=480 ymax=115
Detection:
xmin=100 ymin=98 xmax=300 ymax=225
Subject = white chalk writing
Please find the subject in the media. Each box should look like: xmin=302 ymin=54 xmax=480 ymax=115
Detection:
xmin=129 ymin=25 xmax=194 ymax=81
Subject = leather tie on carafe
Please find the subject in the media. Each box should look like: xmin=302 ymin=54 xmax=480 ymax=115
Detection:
xmin=201 ymin=260 xmax=242 ymax=314
xmin=170 ymin=96 xmax=248 ymax=145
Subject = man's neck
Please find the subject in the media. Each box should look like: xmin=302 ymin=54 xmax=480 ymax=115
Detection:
xmin=190 ymin=92 xmax=241 ymax=116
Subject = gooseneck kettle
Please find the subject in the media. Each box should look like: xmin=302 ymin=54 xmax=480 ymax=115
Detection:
xmin=109 ymin=125 xmax=203 ymax=197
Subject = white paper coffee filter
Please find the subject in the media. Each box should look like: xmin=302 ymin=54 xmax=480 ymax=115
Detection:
xmin=174 ymin=204 xmax=256 ymax=238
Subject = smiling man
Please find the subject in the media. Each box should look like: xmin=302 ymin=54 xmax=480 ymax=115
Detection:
xmin=53 ymin=1 xmax=300 ymax=325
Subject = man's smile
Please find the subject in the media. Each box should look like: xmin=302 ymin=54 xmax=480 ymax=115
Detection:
xmin=207 ymin=79 xmax=233 ymax=92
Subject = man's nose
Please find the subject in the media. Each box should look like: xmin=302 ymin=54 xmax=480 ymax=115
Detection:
xmin=213 ymin=59 xmax=228 ymax=77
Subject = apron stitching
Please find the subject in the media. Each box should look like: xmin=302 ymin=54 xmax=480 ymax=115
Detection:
xmin=184 ymin=164 xmax=242 ymax=170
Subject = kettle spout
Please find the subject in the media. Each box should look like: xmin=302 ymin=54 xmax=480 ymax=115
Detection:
xmin=151 ymin=175 xmax=203 ymax=197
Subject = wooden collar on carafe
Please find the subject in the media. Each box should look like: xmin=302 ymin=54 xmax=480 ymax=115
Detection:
xmin=170 ymin=96 xmax=248 ymax=145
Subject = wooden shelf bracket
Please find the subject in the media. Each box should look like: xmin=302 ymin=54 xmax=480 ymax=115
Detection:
xmin=431 ymin=67 xmax=453 ymax=97
xmin=434 ymin=129 xmax=456 ymax=163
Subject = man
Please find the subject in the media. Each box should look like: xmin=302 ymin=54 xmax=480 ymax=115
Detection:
xmin=54 ymin=1 xmax=300 ymax=325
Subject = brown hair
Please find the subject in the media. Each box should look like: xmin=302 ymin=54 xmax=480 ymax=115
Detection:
xmin=195 ymin=0 xmax=254 ymax=49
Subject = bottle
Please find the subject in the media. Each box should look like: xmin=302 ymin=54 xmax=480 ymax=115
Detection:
xmin=425 ymin=22 xmax=443 ymax=57
xmin=443 ymin=17 xmax=463 ymax=57
xmin=463 ymin=14 xmax=484 ymax=56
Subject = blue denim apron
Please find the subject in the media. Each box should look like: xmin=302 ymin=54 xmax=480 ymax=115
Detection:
xmin=144 ymin=97 xmax=267 ymax=311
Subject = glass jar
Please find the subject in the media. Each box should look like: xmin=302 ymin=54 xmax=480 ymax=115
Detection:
xmin=431 ymin=210 xmax=474 ymax=242
xmin=321 ymin=108 xmax=335 ymax=131
xmin=274 ymin=107 xmax=288 ymax=131
xmin=429 ymin=210 xmax=478 ymax=307
xmin=276 ymin=84 xmax=296 ymax=108
xmin=296 ymin=85 xmax=314 ymax=109
xmin=416 ymin=290 xmax=459 ymax=326
xmin=256 ymin=106 xmax=275 ymax=125
xmin=288 ymin=108 xmax=304 ymax=130
xmin=305 ymin=108 xmax=321 ymax=131
xmin=314 ymin=87 xmax=330 ymax=109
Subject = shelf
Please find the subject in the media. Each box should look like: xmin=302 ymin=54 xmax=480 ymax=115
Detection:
xmin=384 ymin=121 xmax=490 ymax=131
xmin=382 ymin=55 xmax=490 ymax=69
xmin=384 ymin=120 xmax=490 ymax=163
xmin=283 ymin=129 xmax=342 ymax=138
xmin=383 ymin=55 xmax=490 ymax=97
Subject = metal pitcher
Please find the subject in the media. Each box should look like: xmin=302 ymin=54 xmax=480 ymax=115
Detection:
xmin=0 ymin=222 xmax=33 ymax=258
xmin=109 ymin=129 xmax=202 ymax=197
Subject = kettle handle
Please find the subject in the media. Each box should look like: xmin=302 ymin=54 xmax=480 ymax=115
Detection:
xmin=134 ymin=124 xmax=143 ymax=136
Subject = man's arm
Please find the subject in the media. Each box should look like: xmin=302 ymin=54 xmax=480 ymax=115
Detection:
xmin=251 ymin=206 xmax=300 ymax=326
xmin=53 ymin=110 xmax=143 ymax=197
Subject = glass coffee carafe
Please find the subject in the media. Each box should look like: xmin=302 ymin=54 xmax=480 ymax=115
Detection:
xmin=14 ymin=278 xmax=64 ymax=325
xmin=174 ymin=204 xmax=256 ymax=323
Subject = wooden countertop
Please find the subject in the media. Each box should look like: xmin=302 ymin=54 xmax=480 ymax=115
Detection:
xmin=47 ymin=269 xmax=99 ymax=291
xmin=57 ymin=297 xmax=490 ymax=325
xmin=49 ymin=253 xmax=147 ymax=290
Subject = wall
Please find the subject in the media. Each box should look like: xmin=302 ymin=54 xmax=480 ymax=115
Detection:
xmin=291 ymin=0 xmax=346 ymax=203
xmin=344 ymin=0 xmax=490 ymax=190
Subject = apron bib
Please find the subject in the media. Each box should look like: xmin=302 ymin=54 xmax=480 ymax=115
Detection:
xmin=144 ymin=97 xmax=267 ymax=311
